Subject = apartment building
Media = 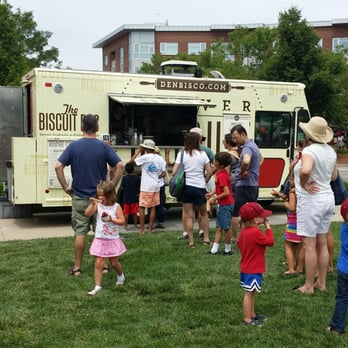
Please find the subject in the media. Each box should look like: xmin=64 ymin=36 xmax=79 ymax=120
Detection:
xmin=93 ymin=19 xmax=348 ymax=73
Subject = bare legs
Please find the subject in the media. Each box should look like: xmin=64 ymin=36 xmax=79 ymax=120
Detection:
xmin=284 ymin=241 xmax=300 ymax=274
xmin=93 ymin=256 xmax=123 ymax=287
xmin=243 ymin=290 xmax=256 ymax=323
xmin=182 ymin=203 xmax=195 ymax=247
xmin=314 ymin=234 xmax=329 ymax=291
xmin=73 ymin=235 xmax=86 ymax=273
xmin=182 ymin=202 xmax=210 ymax=247
xmin=231 ymin=216 xmax=240 ymax=242
xmin=328 ymin=228 xmax=334 ymax=272
xmin=139 ymin=207 xmax=146 ymax=234
xmin=298 ymin=233 xmax=328 ymax=294
xmin=139 ymin=206 xmax=156 ymax=234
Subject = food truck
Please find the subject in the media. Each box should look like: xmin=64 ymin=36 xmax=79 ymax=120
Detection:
xmin=2 ymin=63 xmax=310 ymax=216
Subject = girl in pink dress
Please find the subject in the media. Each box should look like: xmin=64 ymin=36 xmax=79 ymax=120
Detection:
xmin=85 ymin=181 xmax=126 ymax=295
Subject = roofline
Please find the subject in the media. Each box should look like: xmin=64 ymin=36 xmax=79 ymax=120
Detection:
xmin=93 ymin=19 xmax=348 ymax=48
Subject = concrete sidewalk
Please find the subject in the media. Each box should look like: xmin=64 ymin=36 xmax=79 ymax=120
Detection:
xmin=0 ymin=205 xmax=344 ymax=242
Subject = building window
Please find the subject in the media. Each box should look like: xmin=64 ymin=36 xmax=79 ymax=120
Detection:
xmin=160 ymin=42 xmax=178 ymax=55
xmin=110 ymin=51 xmax=116 ymax=71
xmin=318 ymin=38 xmax=323 ymax=48
xmin=119 ymin=48 xmax=124 ymax=72
xmin=188 ymin=42 xmax=206 ymax=55
xmin=333 ymin=37 xmax=348 ymax=52
xmin=217 ymin=42 xmax=234 ymax=61
xmin=103 ymin=54 xmax=109 ymax=66
xmin=134 ymin=43 xmax=154 ymax=59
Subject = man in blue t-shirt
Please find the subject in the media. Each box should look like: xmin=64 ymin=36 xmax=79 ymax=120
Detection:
xmin=231 ymin=124 xmax=262 ymax=224
xmin=55 ymin=114 xmax=124 ymax=276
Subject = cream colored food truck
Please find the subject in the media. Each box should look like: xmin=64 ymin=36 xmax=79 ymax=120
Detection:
xmin=6 ymin=64 xmax=310 ymax=215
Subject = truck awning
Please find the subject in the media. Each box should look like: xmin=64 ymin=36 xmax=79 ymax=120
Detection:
xmin=109 ymin=94 xmax=216 ymax=107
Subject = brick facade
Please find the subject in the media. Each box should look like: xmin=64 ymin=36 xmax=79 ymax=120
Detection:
xmin=93 ymin=21 xmax=348 ymax=73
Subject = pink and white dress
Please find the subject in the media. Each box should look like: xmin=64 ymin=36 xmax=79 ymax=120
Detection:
xmin=89 ymin=202 xmax=126 ymax=257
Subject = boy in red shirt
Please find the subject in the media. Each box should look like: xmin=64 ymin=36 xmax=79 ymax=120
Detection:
xmin=237 ymin=202 xmax=274 ymax=326
xmin=206 ymin=152 xmax=234 ymax=255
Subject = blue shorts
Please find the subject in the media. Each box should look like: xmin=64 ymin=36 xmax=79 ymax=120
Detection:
xmin=240 ymin=273 xmax=262 ymax=292
xmin=181 ymin=185 xmax=207 ymax=206
xmin=216 ymin=204 xmax=234 ymax=230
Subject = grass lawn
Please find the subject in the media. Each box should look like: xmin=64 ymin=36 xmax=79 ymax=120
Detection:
xmin=0 ymin=222 xmax=345 ymax=347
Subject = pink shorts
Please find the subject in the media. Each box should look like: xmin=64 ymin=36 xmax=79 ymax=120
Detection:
xmin=123 ymin=203 xmax=138 ymax=215
xmin=139 ymin=191 xmax=160 ymax=208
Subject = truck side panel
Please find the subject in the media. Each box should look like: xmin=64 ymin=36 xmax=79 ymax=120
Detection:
xmin=10 ymin=138 xmax=37 ymax=204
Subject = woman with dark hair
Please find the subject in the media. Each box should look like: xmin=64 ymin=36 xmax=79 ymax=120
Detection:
xmin=223 ymin=133 xmax=240 ymax=243
xmin=172 ymin=132 xmax=213 ymax=248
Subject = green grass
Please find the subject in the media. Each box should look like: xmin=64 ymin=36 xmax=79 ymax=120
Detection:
xmin=0 ymin=223 xmax=346 ymax=347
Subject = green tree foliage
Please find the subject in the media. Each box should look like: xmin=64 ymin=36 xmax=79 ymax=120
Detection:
xmin=139 ymin=53 xmax=164 ymax=74
xmin=226 ymin=26 xmax=276 ymax=79
xmin=0 ymin=1 xmax=59 ymax=85
xmin=261 ymin=7 xmax=348 ymax=122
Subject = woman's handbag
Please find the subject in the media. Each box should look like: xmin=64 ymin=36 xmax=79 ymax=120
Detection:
xmin=330 ymin=171 xmax=348 ymax=205
xmin=169 ymin=151 xmax=185 ymax=199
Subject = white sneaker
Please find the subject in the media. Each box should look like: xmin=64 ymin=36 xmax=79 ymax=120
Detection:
xmin=88 ymin=287 xmax=102 ymax=295
xmin=116 ymin=274 xmax=125 ymax=285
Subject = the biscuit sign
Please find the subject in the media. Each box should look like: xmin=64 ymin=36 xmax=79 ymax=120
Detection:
xmin=39 ymin=104 xmax=79 ymax=132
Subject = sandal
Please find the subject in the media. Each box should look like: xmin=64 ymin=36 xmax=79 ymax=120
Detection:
xmin=203 ymin=240 xmax=211 ymax=245
xmin=189 ymin=243 xmax=195 ymax=249
xmin=69 ymin=268 xmax=82 ymax=276
xmin=102 ymin=266 xmax=109 ymax=274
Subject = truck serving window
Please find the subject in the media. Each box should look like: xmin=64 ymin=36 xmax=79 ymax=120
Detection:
xmin=255 ymin=111 xmax=291 ymax=148
xmin=109 ymin=100 xmax=197 ymax=146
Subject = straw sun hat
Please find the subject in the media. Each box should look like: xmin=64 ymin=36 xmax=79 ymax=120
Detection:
xmin=299 ymin=116 xmax=333 ymax=144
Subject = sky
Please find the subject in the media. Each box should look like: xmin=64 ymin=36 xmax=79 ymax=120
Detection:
xmin=7 ymin=0 xmax=348 ymax=71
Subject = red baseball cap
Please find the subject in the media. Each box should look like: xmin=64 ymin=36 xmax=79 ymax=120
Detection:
xmin=341 ymin=199 xmax=348 ymax=220
xmin=239 ymin=202 xmax=272 ymax=222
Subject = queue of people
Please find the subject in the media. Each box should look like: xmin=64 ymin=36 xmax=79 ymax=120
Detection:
xmin=55 ymin=114 xmax=348 ymax=332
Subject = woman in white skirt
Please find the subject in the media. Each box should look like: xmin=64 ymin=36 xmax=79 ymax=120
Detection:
xmin=85 ymin=181 xmax=126 ymax=295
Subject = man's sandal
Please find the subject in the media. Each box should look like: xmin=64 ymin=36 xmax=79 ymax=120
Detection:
xmin=69 ymin=268 xmax=82 ymax=276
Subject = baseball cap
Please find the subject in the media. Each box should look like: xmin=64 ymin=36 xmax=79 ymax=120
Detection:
xmin=341 ymin=198 xmax=348 ymax=220
xmin=239 ymin=202 xmax=272 ymax=222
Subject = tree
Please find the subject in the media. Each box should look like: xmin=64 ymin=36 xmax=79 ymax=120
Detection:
xmin=261 ymin=6 xmax=348 ymax=122
xmin=0 ymin=1 xmax=59 ymax=85
xmin=226 ymin=26 xmax=276 ymax=79
xmin=139 ymin=53 xmax=164 ymax=74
